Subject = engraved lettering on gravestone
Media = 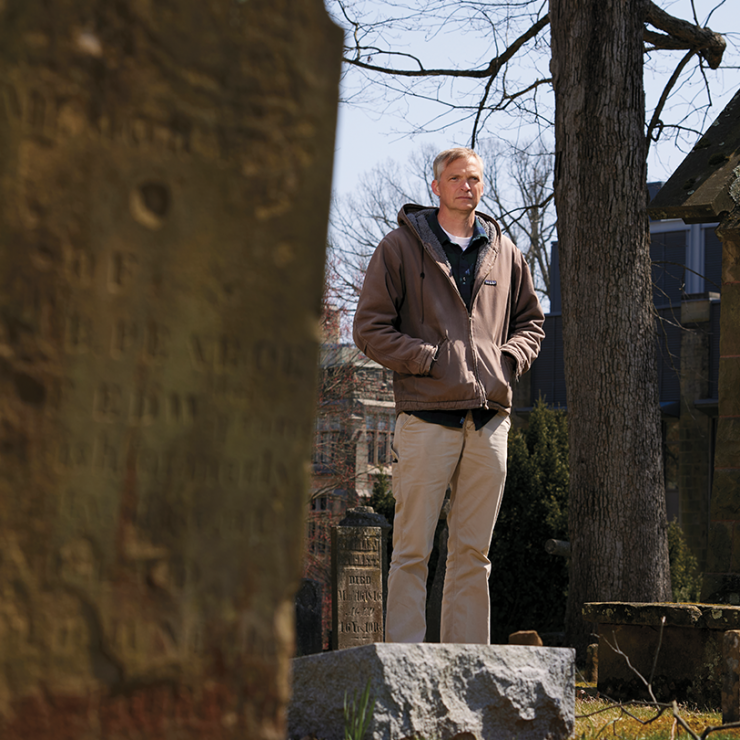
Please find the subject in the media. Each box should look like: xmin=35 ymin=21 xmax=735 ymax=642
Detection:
xmin=128 ymin=390 xmax=159 ymax=426
xmin=110 ymin=319 xmax=138 ymax=359
xmin=93 ymin=432 xmax=119 ymax=474
xmin=64 ymin=247 xmax=96 ymax=285
xmin=166 ymin=392 xmax=198 ymax=425
xmin=56 ymin=441 xmax=90 ymax=471
xmin=0 ymin=83 xmax=22 ymax=121
xmin=61 ymin=490 xmax=104 ymax=530
xmin=65 ymin=311 xmax=94 ymax=354
xmin=107 ymin=251 xmax=139 ymax=293
xmin=94 ymin=383 xmax=123 ymax=422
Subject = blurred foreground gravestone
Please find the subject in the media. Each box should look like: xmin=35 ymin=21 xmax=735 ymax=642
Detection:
xmin=0 ymin=2 xmax=341 ymax=739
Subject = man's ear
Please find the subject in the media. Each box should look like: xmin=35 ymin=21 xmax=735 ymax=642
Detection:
xmin=431 ymin=180 xmax=440 ymax=197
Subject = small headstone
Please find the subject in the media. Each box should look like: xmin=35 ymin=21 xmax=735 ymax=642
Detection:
xmin=331 ymin=507 xmax=386 ymax=649
xmin=289 ymin=643 xmax=576 ymax=740
xmin=509 ymin=630 xmax=544 ymax=646
xmin=586 ymin=642 xmax=599 ymax=683
xmin=295 ymin=579 xmax=323 ymax=657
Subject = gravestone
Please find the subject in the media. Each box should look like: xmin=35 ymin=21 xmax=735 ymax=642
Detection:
xmin=0 ymin=3 xmax=341 ymax=739
xmin=295 ymin=579 xmax=323 ymax=657
xmin=331 ymin=508 xmax=387 ymax=649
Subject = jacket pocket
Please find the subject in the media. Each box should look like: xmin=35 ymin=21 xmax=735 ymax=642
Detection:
xmin=476 ymin=344 xmax=513 ymax=407
xmin=396 ymin=336 xmax=477 ymax=405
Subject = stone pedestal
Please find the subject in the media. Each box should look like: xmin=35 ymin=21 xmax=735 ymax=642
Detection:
xmin=289 ymin=643 xmax=576 ymax=740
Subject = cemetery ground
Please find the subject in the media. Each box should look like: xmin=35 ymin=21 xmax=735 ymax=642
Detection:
xmin=296 ymin=684 xmax=740 ymax=740
xmin=574 ymin=686 xmax=739 ymax=740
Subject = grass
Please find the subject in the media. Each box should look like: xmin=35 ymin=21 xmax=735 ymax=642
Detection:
xmin=575 ymin=685 xmax=740 ymax=739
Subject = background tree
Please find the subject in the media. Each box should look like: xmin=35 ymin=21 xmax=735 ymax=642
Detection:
xmin=327 ymin=0 xmax=731 ymax=654
xmin=550 ymin=0 xmax=673 ymax=653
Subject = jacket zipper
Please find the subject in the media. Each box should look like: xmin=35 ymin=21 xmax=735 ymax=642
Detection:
xmin=425 ymin=241 xmax=489 ymax=409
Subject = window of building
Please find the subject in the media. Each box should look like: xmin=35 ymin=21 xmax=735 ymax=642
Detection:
xmin=650 ymin=228 xmax=686 ymax=307
xmin=366 ymin=412 xmax=394 ymax=467
xmin=313 ymin=418 xmax=340 ymax=466
xmin=310 ymin=495 xmax=330 ymax=512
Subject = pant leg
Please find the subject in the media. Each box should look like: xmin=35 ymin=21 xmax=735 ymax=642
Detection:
xmin=441 ymin=412 xmax=511 ymax=644
xmin=386 ymin=413 xmax=463 ymax=643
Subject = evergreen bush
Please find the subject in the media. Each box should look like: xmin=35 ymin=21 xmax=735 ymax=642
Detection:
xmin=667 ymin=519 xmax=702 ymax=602
xmin=488 ymin=399 xmax=570 ymax=643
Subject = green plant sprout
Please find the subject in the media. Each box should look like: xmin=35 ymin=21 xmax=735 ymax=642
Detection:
xmin=343 ymin=679 xmax=376 ymax=740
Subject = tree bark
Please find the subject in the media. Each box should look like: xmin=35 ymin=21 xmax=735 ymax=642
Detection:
xmin=550 ymin=0 xmax=671 ymax=656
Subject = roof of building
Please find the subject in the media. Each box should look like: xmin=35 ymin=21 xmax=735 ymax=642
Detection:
xmin=648 ymin=88 xmax=740 ymax=223
xmin=320 ymin=343 xmax=383 ymax=369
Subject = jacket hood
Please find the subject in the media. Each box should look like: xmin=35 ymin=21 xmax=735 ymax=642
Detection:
xmin=397 ymin=204 xmax=503 ymax=286
xmin=397 ymin=203 xmax=503 ymax=240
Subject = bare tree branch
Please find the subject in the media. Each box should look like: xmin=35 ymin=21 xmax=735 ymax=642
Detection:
xmin=645 ymin=1 xmax=726 ymax=68
xmin=343 ymin=13 xmax=549 ymax=79
xmin=647 ymin=49 xmax=698 ymax=146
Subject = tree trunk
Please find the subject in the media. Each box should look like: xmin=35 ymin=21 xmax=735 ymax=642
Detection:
xmin=549 ymin=0 xmax=672 ymax=656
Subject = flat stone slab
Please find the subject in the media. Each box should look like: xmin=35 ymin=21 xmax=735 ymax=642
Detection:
xmin=583 ymin=602 xmax=740 ymax=714
xmin=583 ymin=601 xmax=740 ymax=630
xmin=289 ymin=643 xmax=575 ymax=740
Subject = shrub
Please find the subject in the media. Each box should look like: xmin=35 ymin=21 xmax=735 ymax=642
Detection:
xmin=667 ymin=519 xmax=702 ymax=602
xmin=488 ymin=399 xmax=570 ymax=643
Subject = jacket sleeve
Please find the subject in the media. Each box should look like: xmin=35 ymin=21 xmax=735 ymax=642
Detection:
xmin=353 ymin=235 xmax=437 ymax=376
xmin=500 ymin=246 xmax=546 ymax=379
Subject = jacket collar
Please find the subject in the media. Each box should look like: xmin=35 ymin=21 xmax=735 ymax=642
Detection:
xmin=400 ymin=204 xmax=502 ymax=279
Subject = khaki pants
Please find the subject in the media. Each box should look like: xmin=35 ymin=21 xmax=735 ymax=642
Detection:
xmin=386 ymin=411 xmax=510 ymax=644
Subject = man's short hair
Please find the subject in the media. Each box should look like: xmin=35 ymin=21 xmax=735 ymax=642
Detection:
xmin=433 ymin=147 xmax=485 ymax=181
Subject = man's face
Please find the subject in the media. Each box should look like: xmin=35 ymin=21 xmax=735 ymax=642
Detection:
xmin=432 ymin=156 xmax=484 ymax=215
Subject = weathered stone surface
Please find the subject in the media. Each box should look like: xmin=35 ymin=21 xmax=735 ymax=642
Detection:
xmin=289 ymin=643 xmax=575 ymax=740
xmin=582 ymin=602 xmax=703 ymax=628
xmin=0 ymin=2 xmax=341 ymax=739
xmin=583 ymin=601 xmax=740 ymax=630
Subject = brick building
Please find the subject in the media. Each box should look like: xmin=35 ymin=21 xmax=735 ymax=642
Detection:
xmin=303 ymin=343 xmax=394 ymax=598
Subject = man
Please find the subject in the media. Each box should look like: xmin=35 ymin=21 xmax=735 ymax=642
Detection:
xmin=353 ymin=147 xmax=545 ymax=644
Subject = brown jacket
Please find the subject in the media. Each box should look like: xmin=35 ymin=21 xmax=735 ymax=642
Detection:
xmin=353 ymin=205 xmax=545 ymax=414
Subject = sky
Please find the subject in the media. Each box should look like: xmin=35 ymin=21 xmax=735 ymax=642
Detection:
xmin=329 ymin=1 xmax=740 ymax=200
